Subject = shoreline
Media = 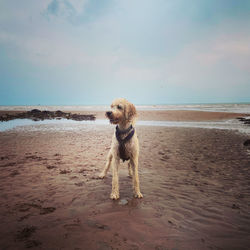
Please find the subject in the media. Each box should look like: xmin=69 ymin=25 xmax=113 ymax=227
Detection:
xmin=1 ymin=118 xmax=250 ymax=135
xmin=1 ymin=109 xmax=250 ymax=135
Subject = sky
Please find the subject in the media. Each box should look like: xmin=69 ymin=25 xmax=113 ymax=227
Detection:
xmin=0 ymin=0 xmax=250 ymax=105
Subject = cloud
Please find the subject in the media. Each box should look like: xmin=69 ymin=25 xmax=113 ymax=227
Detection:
xmin=152 ymin=31 xmax=250 ymax=102
xmin=44 ymin=0 xmax=88 ymax=19
xmin=43 ymin=0 xmax=113 ymax=24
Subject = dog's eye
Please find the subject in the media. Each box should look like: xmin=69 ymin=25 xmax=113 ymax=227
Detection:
xmin=117 ymin=105 xmax=122 ymax=110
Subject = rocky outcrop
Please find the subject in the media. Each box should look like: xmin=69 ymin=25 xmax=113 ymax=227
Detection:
xmin=236 ymin=117 xmax=250 ymax=125
xmin=0 ymin=109 xmax=95 ymax=122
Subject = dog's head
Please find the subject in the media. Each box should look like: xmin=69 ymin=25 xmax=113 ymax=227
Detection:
xmin=106 ymin=98 xmax=137 ymax=125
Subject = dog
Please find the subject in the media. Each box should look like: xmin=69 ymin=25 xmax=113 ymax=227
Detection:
xmin=99 ymin=98 xmax=143 ymax=200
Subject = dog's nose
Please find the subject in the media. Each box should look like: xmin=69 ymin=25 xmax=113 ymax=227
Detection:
xmin=106 ymin=111 xmax=112 ymax=117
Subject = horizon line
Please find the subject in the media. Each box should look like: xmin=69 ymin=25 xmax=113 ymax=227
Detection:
xmin=0 ymin=102 xmax=250 ymax=106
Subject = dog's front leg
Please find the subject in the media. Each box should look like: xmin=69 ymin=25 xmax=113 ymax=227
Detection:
xmin=130 ymin=156 xmax=143 ymax=198
xmin=110 ymin=157 xmax=120 ymax=200
xmin=99 ymin=150 xmax=112 ymax=179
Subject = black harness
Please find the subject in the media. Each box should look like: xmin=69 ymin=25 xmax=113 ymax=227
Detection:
xmin=115 ymin=125 xmax=135 ymax=162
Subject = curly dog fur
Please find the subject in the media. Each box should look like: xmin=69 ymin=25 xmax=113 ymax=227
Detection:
xmin=99 ymin=98 xmax=143 ymax=200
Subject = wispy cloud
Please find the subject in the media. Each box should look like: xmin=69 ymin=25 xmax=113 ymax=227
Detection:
xmin=43 ymin=0 xmax=113 ymax=24
xmin=44 ymin=0 xmax=88 ymax=19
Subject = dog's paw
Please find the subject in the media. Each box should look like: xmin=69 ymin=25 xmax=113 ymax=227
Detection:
xmin=98 ymin=172 xmax=106 ymax=179
xmin=110 ymin=192 xmax=120 ymax=200
xmin=134 ymin=192 xmax=143 ymax=198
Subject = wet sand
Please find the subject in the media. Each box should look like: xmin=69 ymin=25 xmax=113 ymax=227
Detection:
xmin=61 ymin=109 xmax=249 ymax=121
xmin=0 ymin=110 xmax=250 ymax=249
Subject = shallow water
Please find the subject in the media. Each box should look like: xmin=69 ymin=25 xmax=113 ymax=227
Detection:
xmin=1 ymin=103 xmax=250 ymax=113
xmin=0 ymin=118 xmax=249 ymax=134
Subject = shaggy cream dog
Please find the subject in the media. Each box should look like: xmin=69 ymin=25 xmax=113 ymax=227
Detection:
xmin=99 ymin=98 xmax=143 ymax=200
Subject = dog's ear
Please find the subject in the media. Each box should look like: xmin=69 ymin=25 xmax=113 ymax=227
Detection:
xmin=127 ymin=102 xmax=137 ymax=120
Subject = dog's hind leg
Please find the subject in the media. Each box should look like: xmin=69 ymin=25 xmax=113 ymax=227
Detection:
xmin=99 ymin=150 xmax=112 ymax=179
xmin=128 ymin=162 xmax=133 ymax=178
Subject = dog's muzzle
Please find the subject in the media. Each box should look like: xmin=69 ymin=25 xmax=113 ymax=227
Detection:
xmin=106 ymin=111 xmax=112 ymax=118
xmin=106 ymin=111 xmax=117 ymax=123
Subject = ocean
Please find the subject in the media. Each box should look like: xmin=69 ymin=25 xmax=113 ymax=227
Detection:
xmin=0 ymin=103 xmax=250 ymax=113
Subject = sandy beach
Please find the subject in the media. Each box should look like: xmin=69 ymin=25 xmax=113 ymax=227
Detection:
xmin=0 ymin=109 xmax=250 ymax=250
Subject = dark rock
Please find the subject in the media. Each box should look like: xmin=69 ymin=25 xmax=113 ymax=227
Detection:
xmin=55 ymin=110 xmax=65 ymax=116
xmin=0 ymin=114 xmax=12 ymax=121
xmin=30 ymin=109 xmax=41 ymax=113
xmin=236 ymin=117 xmax=246 ymax=121
xmin=243 ymin=139 xmax=250 ymax=146
xmin=237 ymin=117 xmax=250 ymax=126
xmin=0 ymin=110 xmax=96 ymax=122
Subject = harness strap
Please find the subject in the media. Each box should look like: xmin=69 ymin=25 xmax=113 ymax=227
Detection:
xmin=116 ymin=126 xmax=134 ymax=144
xmin=116 ymin=125 xmax=133 ymax=135
xmin=115 ymin=125 xmax=135 ymax=161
